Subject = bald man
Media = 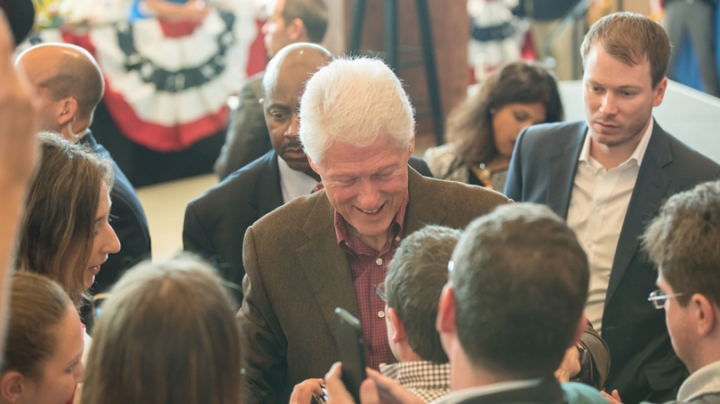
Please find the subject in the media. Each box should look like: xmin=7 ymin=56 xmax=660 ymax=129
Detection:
xmin=183 ymin=43 xmax=431 ymax=302
xmin=16 ymin=44 xmax=151 ymax=294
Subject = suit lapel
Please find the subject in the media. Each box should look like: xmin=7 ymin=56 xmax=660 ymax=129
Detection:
xmin=296 ymin=195 xmax=359 ymax=338
xmin=606 ymin=123 xmax=672 ymax=304
xmin=251 ymin=150 xmax=285 ymax=218
xmin=405 ymin=168 xmax=447 ymax=234
xmin=547 ymin=123 xmax=586 ymax=219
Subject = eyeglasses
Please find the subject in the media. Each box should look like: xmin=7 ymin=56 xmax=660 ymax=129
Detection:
xmin=374 ymin=282 xmax=387 ymax=302
xmin=648 ymin=289 xmax=685 ymax=309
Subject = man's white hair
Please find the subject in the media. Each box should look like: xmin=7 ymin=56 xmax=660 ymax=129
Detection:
xmin=299 ymin=57 xmax=415 ymax=164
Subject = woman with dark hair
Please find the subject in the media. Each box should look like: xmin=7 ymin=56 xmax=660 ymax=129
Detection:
xmin=0 ymin=272 xmax=84 ymax=404
xmin=424 ymin=61 xmax=563 ymax=192
xmin=17 ymin=132 xmax=120 ymax=308
xmin=82 ymin=255 xmax=242 ymax=404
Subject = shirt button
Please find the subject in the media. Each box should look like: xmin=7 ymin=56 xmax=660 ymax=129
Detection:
xmin=376 ymin=258 xmax=383 ymax=265
xmin=378 ymin=310 xmax=385 ymax=318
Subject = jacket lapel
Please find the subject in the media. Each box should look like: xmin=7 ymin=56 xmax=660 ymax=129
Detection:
xmin=606 ymin=122 xmax=672 ymax=304
xmin=295 ymin=195 xmax=359 ymax=338
xmin=548 ymin=123 xmax=586 ymax=219
xmin=251 ymin=150 xmax=285 ymax=218
xmin=405 ymin=168 xmax=447 ymax=234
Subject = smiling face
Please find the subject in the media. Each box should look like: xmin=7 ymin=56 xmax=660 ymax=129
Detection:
xmin=583 ymin=43 xmax=666 ymax=151
xmin=22 ymin=304 xmax=84 ymax=404
xmin=312 ymin=136 xmax=414 ymax=250
xmin=85 ymin=182 xmax=120 ymax=289
xmin=491 ymin=102 xmax=547 ymax=158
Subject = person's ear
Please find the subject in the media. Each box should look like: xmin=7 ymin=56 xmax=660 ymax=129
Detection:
xmin=693 ymin=294 xmax=717 ymax=337
xmin=653 ymin=77 xmax=668 ymax=107
xmin=406 ymin=136 xmax=415 ymax=161
xmin=308 ymin=156 xmax=320 ymax=175
xmin=0 ymin=371 xmax=26 ymax=403
xmin=436 ymin=283 xmax=456 ymax=336
xmin=286 ymin=18 xmax=306 ymax=42
xmin=57 ymin=97 xmax=78 ymax=126
xmin=387 ymin=307 xmax=407 ymax=344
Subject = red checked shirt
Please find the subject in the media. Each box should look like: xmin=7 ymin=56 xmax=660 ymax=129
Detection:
xmin=334 ymin=193 xmax=409 ymax=371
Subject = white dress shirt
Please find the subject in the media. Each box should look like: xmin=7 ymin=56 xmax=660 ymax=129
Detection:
xmin=277 ymin=156 xmax=320 ymax=204
xmin=566 ymin=119 xmax=654 ymax=331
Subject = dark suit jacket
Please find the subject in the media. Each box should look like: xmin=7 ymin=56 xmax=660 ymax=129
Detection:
xmin=237 ymin=168 xmax=510 ymax=404
xmin=213 ymin=72 xmax=271 ymax=180
xmin=184 ymin=150 xmax=433 ymax=303
xmin=504 ymin=120 xmax=720 ymax=403
xmin=81 ymin=132 xmax=152 ymax=293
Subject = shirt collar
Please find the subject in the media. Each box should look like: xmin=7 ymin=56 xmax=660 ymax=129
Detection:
xmin=579 ymin=118 xmax=654 ymax=169
xmin=334 ymin=191 xmax=409 ymax=251
xmin=678 ymin=360 xmax=720 ymax=401
xmin=277 ymin=155 xmax=320 ymax=204
xmin=431 ymin=378 xmax=543 ymax=404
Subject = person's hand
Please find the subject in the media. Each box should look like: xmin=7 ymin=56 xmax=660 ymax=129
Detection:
xmin=554 ymin=346 xmax=581 ymax=383
xmin=290 ymin=378 xmax=325 ymax=404
xmin=366 ymin=368 xmax=424 ymax=404
xmin=0 ymin=10 xmax=39 ymax=188
xmin=600 ymin=390 xmax=622 ymax=404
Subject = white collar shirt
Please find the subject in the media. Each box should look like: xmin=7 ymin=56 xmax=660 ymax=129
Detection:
xmin=429 ymin=379 xmax=542 ymax=404
xmin=677 ymin=360 xmax=720 ymax=402
xmin=277 ymin=155 xmax=320 ymax=204
xmin=566 ymin=119 xmax=654 ymax=331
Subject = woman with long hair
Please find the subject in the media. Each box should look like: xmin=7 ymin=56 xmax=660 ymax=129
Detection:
xmin=17 ymin=132 xmax=120 ymax=307
xmin=0 ymin=272 xmax=84 ymax=404
xmin=424 ymin=61 xmax=563 ymax=192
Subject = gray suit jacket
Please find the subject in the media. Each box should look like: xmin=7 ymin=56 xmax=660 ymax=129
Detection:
xmin=505 ymin=120 xmax=720 ymax=403
xmin=214 ymin=72 xmax=271 ymax=180
xmin=238 ymin=168 xmax=510 ymax=404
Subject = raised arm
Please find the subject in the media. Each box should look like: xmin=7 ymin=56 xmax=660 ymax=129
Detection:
xmin=0 ymin=10 xmax=40 ymax=351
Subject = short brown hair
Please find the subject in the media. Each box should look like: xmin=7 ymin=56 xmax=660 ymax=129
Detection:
xmin=581 ymin=12 xmax=671 ymax=88
xmin=38 ymin=45 xmax=104 ymax=120
xmin=643 ymin=181 xmax=720 ymax=307
xmin=17 ymin=132 xmax=113 ymax=306
xmin=451 ymin=204 xmax=589 ymax=379
xmin=2 ymin=272 xmax=74 ymax=381
xmin=282 ymin=0 xmax=328 ymax=43
xmin=448 ymin=61 xmax=563 ymax=166
xmin=82 ymin=255 xmax=242 ymax=404
xmin=385 ymin=225 xmax=461 ymax=363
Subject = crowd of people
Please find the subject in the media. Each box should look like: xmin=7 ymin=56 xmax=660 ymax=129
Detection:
xmin=1 ymin=1 xmax=720 ymax=404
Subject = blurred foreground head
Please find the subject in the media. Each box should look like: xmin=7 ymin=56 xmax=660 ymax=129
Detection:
xmin=82 ymin=255 xmax=242 ymax=404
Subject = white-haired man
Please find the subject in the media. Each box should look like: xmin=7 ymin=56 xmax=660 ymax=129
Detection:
xmin=236 ymin=57 xmax=510 ymax=404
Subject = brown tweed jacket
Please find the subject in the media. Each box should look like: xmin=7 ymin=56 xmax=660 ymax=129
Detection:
xmin=237 ymin=168 xmax=510 ymax=404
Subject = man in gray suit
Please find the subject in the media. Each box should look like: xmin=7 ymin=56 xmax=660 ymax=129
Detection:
xmin=505 ymin=12 xmax=720 ymax=403
xmin=237 ymin=57 xmax=511 ymax=404
xmin=214 ymin=0 xmax=328 ymax=179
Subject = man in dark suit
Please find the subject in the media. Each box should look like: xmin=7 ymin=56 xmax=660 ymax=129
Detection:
xmin=236 ymin=56 xmax=511 ymax=404
xmin=16 ymin=43 xmax=152 ymax=294
xmin=213 ymin=0 xmax=329 ymax=180
xmin=323 ymin=204 xmax=606 ymax=404
xmin=505 ymin=13 xmax=720 ymax=403
xmin=184 ymin=44 xmax=432 ymax=303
